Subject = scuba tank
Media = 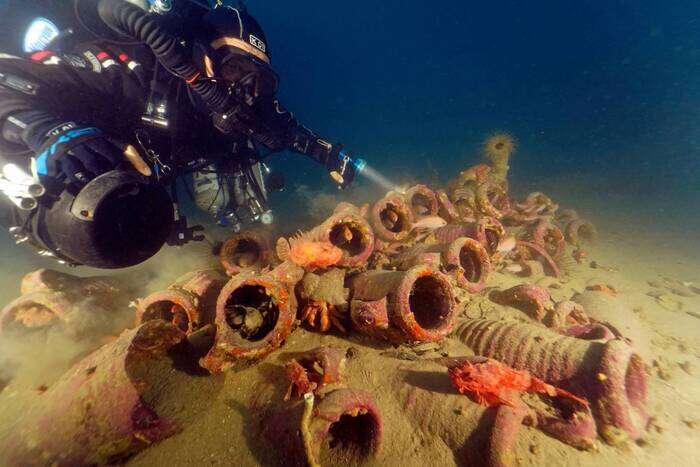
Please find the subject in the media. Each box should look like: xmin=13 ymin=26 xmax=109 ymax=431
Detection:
xmin=191 ymin=160 xmax=276 ymax=231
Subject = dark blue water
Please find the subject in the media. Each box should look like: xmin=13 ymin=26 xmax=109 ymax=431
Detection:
xmin=184 ymin=0 xmax=692 ymax=237
xmin=248 ymin=0 xmax=700 ymax=192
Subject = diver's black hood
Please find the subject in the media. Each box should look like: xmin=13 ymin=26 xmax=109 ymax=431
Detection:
xmin=198 ymin=5 xmax=271 ymax=65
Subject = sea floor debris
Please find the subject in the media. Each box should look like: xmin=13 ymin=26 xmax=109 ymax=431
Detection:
xmin=0 ymin=321 xmax=186 ymax=465
xmin=0 ymin=148 xmax=666 ymax=466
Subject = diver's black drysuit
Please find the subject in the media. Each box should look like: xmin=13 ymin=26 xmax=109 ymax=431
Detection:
xmin=0 ymin=43 xmax=335 ymax=182
xmin=0 ymin=0 xmax=362 ymax=269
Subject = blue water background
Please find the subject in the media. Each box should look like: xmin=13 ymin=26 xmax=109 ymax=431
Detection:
xmin=251 ymin=0 xmax=700 ymax=234
xmin=255 ymin=1 xmax=700 ymax=188
xmin=4 ymin=1 xmax=699 ymax=198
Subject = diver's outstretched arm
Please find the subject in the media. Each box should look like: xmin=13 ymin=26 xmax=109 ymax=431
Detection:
xmin=250 ymin=97 xmax=360 ymax=188
xmin=251 ymin=97 xmax=335 ymax=163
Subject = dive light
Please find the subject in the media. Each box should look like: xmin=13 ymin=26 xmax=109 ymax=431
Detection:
xmin=330 ymin=148 xmax=366 ymax=188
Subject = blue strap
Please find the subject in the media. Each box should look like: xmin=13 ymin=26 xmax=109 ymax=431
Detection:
xmin=35 ymin=127 xmax=102 ymax=175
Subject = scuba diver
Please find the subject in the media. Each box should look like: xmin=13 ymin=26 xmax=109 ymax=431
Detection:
xmin=0 ymin=0 xmax=366 ymax=268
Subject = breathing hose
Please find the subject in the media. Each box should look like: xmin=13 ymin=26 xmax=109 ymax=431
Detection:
xmin=96 ymin=0 xmax=233 ymax=112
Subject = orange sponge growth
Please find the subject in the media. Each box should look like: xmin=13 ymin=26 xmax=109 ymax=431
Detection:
xmin=276 ymin=230 xmax=343 ymax=271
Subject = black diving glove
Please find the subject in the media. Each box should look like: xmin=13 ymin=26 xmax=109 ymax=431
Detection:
xmin=29 ymin=122 xmax=126 ymax=187
xmin=326 ymin=144 xmax=366 ymax=189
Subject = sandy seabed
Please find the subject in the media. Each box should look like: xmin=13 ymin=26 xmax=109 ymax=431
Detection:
xmin=0 ymin=177 xmax=698 ymax=467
